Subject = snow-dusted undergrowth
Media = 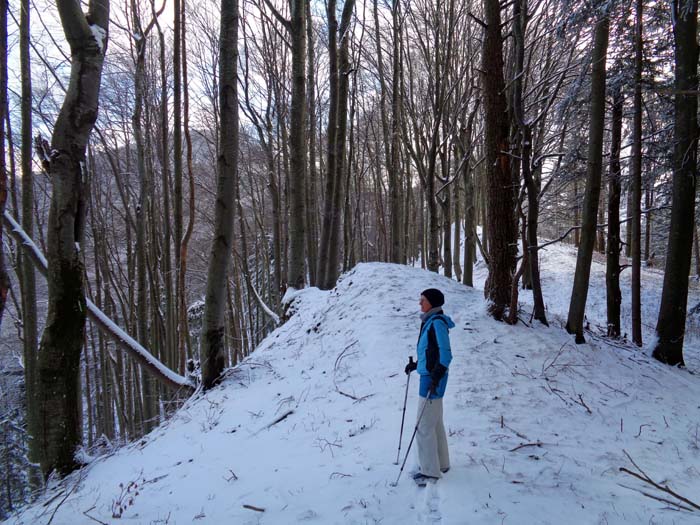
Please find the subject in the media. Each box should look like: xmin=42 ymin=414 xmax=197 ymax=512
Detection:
xmin=6 ymin=261 xmax=700 ymax=524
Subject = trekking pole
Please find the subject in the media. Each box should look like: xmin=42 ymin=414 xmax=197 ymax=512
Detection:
xmin=390 ymin=394 xmax=430 ymax=487
xmin=394 ymin=356 xmax=414 ymax=465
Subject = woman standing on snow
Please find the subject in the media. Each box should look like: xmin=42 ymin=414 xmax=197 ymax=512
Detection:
xmin=404 ymin=288 xmax=454 ymax=486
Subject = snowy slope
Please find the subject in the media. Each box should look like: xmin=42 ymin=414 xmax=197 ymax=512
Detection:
xmin=6 ymin=262 xmax=700 ymax=525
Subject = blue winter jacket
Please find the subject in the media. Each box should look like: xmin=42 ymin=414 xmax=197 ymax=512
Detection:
xmin=416 ymin=311 xmax=455 ymax=399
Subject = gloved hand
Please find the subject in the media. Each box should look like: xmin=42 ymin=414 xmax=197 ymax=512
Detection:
xmin=430 ymin=363 xmax=447 ymax=390
xmin=404 ymin=356 xmax=417 ymax=375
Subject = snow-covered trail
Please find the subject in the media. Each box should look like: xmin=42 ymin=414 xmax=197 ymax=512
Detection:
xmin=6 ymin=262 xmax=700 ymax=525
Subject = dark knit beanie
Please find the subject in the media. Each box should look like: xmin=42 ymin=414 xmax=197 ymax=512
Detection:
xmin=421 ymin=288 xmax=444 ymax=308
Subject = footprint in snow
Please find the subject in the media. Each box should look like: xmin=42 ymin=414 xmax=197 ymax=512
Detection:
xmin=416 ymin=482 xmax=442 ymax=523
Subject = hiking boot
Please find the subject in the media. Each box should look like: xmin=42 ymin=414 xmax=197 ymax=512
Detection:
xmin=441 ymin=467 xmax=450 ymax=474
xmin=413 ymin=474 xmax=439 ymax=487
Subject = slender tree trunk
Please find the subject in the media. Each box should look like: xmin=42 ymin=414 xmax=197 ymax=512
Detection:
xmin=155 ymin=18 xmax=176 ymax=373
xmin=566 ymin=11 xmax=609 ymax=343
xmin=202 ymin=0 xmax=238 ymax=388
xmin=453 ymin=175 xmax=462 ymax=282
xmin=630 ymin=0 xmax=643 ymax=346
xmin=0 ymin=0 xmax=8 ymax=329
xmin=462 ymin=103 xmax=478 ymax=287
xmin=694 ymin=221 xmax=700 ymax=278
xmin=19 ymin=0 xmax=40 ymax=471
xmin=597 ymin=187 xmax=606 ymax=253
xmin=324 ymin=1 xmax=354 ymax=288
xmin=173 ymin=0 xmax=186 ymax=374
xmin=36 ymin=0 xmax=109 ymax=477
xmin=131 ymin=2 xmax=156 ymax=432
xmin=318 ymin=0 xmax=354 ymax=290
xmin=180 ymin=0 xmax=197 ymax=364
xmin=305 ymin=0 xmax=318 ymax=286
xmin=389 ymin=0 xmax=403 ymax=263
xmin=625 ymin=187 xmax=632 ymax=257
xmin=644 ymin=183 xmax=652 ymax=262
xmin=319 ymin=22 xmax=338 ymax=288
xmin=512 ymin=0 xmax=546 ymax=325
xmin=574 ymin=179 xmax=580 ymax=247
xmin=482 ymin=0 xmax=516 ymax=319
xmin=288 ymin=0 xmax=308 ymax=290
xmin=606 ymin=86 xmax=623 ymax=338
xmin=653 ymin=0 xmax=698 ymax=366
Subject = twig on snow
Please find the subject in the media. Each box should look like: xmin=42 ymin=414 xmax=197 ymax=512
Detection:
xmin=574 ymin=394 xmax=592 ymax=414
xmin=619 ymin=449 xmax=700 ymax=511
xmin=618 ymin=483 xmax=694 ymax=512
xmin=252 ymin=410 xmax=294 ymax=436
xmin=635 ymin=424 xmax=651 ymax=438
xmin=243 ymin=504 xmax=266 ymax=512
xmin=47 ymin=470 xmax=85 ymax=524
xmin=82 ymin=505 xmax=109 ymax=525
xmin=509 ymin=441 xmax=543 ymax=452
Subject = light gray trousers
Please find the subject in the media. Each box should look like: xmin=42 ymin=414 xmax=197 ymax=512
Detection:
xmin=416 ymin=396 xmax=450 ymax=478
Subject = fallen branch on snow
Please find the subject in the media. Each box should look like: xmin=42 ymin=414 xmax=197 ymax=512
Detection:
xmin=619 ymin=449 xmax=700 ymax=512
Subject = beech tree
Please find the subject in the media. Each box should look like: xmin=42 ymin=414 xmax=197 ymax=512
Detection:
xmin=35 ymin=0 xmax=110 ymax=477
xmin=201 ymin=0 xmax=239 ymax=389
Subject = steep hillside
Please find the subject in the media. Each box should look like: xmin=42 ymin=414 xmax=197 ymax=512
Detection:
xmin=6 ymin=263 xmax=700 ymax=524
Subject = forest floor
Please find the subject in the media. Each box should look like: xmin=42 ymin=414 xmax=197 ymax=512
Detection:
xmin=5 ymin=247 xmax=700 ymax=524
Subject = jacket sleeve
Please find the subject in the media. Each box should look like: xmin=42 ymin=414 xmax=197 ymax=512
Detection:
xmin=433 ymin=319 xmax=452 ymax=369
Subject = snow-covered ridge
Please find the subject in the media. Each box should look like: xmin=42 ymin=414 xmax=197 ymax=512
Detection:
xmin=6 ymin=262 xmax=700 ymax=524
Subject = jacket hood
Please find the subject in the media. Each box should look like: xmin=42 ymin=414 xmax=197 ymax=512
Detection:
xmin=422 ymin=310 xmax=455 ymax=329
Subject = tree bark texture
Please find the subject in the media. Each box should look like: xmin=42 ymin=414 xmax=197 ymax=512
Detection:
xmin=653 ymin=0 xmax=698 ymax=366
xmin=481 ymin=0 xmax=516 ymax=319
xmin=202 ymin=0 xmax=238 ymax=389
xmin=37 ymin=0 xmax=109 ymax=477
xmin=565 ymin=11 xmax=609 ymax=343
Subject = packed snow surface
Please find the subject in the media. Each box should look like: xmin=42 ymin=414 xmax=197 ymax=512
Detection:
xmin=6 ymin=257 xmax=700 ymax=524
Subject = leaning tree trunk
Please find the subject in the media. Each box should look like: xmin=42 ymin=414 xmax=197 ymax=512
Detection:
xmin=653 ymin=0 xmax=698 ymax=366
xmin=565 ymin=11 xmax=609 ymax=343
xmin=36 ymin=0 xmax=109 ymax=477
xmin=606 ymin=86 xmax=623 ymax=338
xmin=202 ymin=0 xmax=238 ymax=389
xmin=481 ymin=0 xmax=516 ymax=319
